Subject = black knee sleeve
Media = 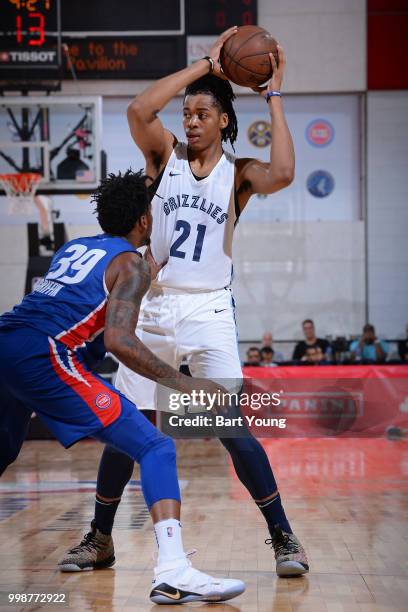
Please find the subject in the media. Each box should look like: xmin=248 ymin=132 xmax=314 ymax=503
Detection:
xmin=96 ymin=445 xmax=135 ymax=498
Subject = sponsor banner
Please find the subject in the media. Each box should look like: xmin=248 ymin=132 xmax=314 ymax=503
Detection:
xmin=158 ymin=366 xmax=408 ymax=438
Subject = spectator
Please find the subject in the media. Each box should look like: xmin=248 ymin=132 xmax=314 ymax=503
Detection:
xmin=292 ymin=319 xmax=331 ymax=362
xmin=245 ymin=347 xmax=261 ymax=367
xmin=350 ymin=323 xmax=388 ymax=364
xmin=303 ymin=346 xmax=325 ymax=364
xmin=262 ymin=331 xmax=284 ymax=362
xmin=260 ymin=347 xmax=278 ymax=367
xmin=398 ymin=324 xmax=408 ymax=362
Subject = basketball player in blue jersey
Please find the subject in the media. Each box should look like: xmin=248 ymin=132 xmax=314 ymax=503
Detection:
xmin=62 ymin=28 xmax=309 ymax=576
xmin=0 ymin=170 xmax=246 ymax=605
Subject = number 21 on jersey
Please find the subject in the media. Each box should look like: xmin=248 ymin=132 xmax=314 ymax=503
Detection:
xmin=170 ymin=221 xmax=207 ymax=262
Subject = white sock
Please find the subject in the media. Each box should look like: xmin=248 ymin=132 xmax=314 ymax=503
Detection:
xmin=154 ymin=518 xmax=185 ymax=566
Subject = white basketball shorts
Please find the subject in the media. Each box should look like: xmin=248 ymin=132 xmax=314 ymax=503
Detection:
xmin=115 ymin=285 xmax=243 ymax=411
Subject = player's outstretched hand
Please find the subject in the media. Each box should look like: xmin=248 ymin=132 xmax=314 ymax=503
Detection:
xmin=144 ymin=246 xmax=167 ymax=280
xmin=252 ymin=44 xmax=286 ymax=97
xmin=209 ymin=26 xmax=238 ymax=80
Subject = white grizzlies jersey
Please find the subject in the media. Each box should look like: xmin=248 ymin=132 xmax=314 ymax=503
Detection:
xmin=149 ymin=142 xmax=238 ymax=291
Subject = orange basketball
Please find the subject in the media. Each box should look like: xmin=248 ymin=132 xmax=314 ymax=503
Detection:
xmin=220 ymin=25 xmax=278 ymax=88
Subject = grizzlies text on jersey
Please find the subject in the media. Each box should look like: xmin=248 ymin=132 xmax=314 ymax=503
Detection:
xmin=150 ymin=142 xmax=239 ymax=291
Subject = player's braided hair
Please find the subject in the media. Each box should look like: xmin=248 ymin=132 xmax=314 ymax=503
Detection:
xmin=92 ymin=169 xmax=150 ymax=236
xmin=184 ymin=75 xmax=238 ymax=148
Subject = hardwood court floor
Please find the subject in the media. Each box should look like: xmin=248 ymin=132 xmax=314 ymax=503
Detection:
xmin=0 ymin=437 xmax=407 ymax=611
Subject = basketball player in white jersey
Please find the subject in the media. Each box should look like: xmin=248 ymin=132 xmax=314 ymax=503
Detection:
xmin=60 ymin=27 xmax=309 ymax=577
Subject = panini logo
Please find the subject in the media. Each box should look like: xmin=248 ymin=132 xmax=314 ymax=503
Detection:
xmin=278 ymin=391 xmax=363 ymax=418
xmin=5 ymin=51 xmax=57 ymax=63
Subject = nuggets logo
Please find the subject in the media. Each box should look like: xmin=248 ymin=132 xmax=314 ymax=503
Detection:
xmin=248 ymin=120 xmax=272 ymax=147
xmin=95 ymin=392 xmax=112 ymax=410
xmin=306 ymin=119 xmax=334 ymax=147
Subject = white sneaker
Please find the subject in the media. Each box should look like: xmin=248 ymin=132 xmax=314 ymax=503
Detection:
xmin=149 ymin=554 xmax=245 ymax=604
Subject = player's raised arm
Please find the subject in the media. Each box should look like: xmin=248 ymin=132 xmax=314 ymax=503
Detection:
xmin=104 ymin=252 xmax=192 ymax=393
xmin=127 ymin=27 xmax=238 ymax=174
xmin=236 ymin=46 xmax=295 ymax=210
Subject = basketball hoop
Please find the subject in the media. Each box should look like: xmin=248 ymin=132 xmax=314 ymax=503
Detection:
xmin=0 ymin=172 xmax=42 ymax=214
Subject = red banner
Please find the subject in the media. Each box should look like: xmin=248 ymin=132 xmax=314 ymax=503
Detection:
xmin=241 ymin=365 xmax=408 ymax=437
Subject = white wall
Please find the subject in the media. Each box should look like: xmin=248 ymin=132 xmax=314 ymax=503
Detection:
xmin=259 ymin=0 xmax=366 ymax=93
xmin=367 ymin=92 xmax=408 ymax=338
xmin=233 ymin=220 xmax=365 ymax=341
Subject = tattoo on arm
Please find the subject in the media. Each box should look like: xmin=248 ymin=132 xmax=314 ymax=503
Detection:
xmin=106 ymin=257 xmax=188 ymax=392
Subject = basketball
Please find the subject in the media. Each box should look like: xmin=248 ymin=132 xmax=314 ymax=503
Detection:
xmin=220 ymin=25 xmax=278 ymax=88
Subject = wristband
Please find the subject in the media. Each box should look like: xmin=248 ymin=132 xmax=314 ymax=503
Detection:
xmin=203 ymin=56 xmax=215 ymax=73
xmin=266 ymin=91 xmax=281 ymax=102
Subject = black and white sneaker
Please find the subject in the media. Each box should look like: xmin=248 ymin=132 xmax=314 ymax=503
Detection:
xmin=150 ymin=554 xmax=245 ymax=604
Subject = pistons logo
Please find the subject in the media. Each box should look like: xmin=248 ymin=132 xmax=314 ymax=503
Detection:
xmin=95 ymin=392 xmax=112 ymax=410
xmin=306 ymin=119 xmax=334 ymax=147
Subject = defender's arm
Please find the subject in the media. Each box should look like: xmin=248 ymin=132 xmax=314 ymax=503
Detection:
xmin=104 ymin=252 xmax=192 ymax=393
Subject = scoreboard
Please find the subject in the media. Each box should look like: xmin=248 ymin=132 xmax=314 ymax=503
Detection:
xmin=0 ymin=0 xmax=257 ymax=86
xmin=0 ymin=0 xmax=61 ymax=84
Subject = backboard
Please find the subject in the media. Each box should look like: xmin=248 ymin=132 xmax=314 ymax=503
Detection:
xmin=0 ymin=95 xmax=103 ymax=194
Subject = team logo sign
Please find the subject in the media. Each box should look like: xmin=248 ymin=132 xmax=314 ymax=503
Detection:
xmin=306 ymin=119 xmax=334 ymax=147
xmin=248 ymin=120 xmax=272 ymax=147
xmin=95 ymin=392 xmax=112 ymax=410
xmin=307 ymin=170 xmax=335 ymax=198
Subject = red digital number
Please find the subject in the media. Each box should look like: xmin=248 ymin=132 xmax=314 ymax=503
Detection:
xmin=16 ymin=14 xmax=23 ymax=43
xmin=242 ymin=11 xmax=253 ymax=25
xmin=215 ymin=10 xmax=226 ymax=29
xmin=28 ymin=12 xmax=45 ymax=46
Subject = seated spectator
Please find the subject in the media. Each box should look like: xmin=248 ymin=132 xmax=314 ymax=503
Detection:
xmin=292 ymin=319 xmax=331 ymax=363
xmin=350 ymin=323 xmax=388 ymax=363
xmin=245 ymin=347 xmax=261 ymax=366
xmin=262 ymin=331 xmax=284 ymax=362
xmin=303 ymin=346 xmax=325 ymax=364
xmin=398 ymin=324 xmax=408 ymax=362
xmin=260 ymin=347 xmax=278 ymax=367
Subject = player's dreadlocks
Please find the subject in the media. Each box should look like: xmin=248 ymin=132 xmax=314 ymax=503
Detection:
xmin=92 ymin=169 xmax=150 ymax=236
xmin=185 ymin=75 xmax=238 ymax=149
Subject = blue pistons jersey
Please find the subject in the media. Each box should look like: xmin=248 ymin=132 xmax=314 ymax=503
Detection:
xmin=0 ymin=234 xmax=136 ymax=349
xmin=0 ymin=234 xmax=175 ymax=461
xmin=0 ymin=233 xmax=141 ymax=449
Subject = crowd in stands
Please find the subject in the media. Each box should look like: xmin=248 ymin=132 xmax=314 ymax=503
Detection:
xmin=244 ymin=321 xmax=408 ymax=367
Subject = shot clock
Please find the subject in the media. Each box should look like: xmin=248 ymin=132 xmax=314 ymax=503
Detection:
xmin=0 ymin=0 xmax=61 ymax=88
